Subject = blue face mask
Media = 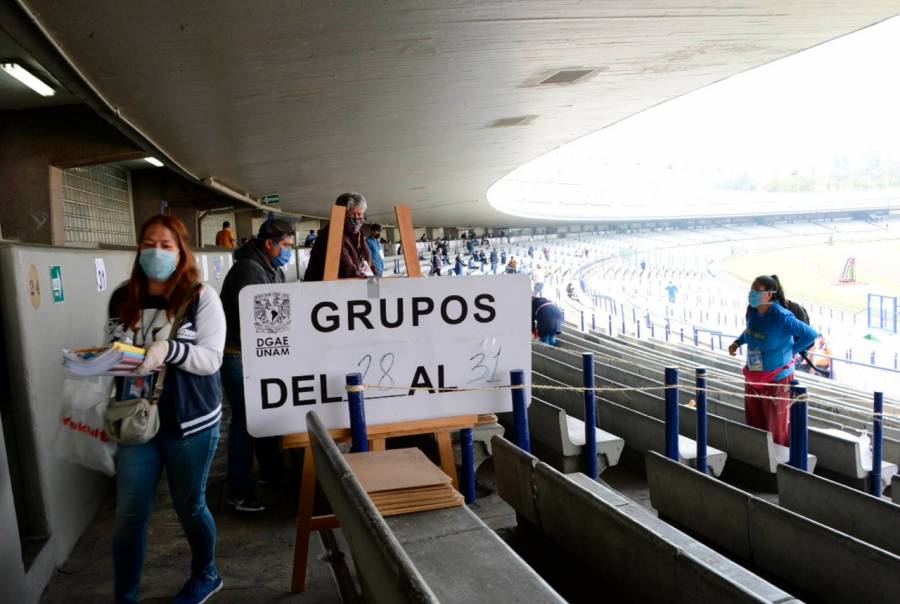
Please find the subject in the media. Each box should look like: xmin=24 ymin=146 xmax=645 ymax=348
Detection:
xmin=748 ymin=290 xmax=767 ymax=308
xmin=271 ymin=245 xmax=292 ymax=268
xmin=139 ymin=248 xmax=178 ymax=281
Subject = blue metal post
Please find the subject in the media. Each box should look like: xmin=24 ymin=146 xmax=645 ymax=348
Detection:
xmin=582 ymin=353 xmax=598 ymax=480
xmin=872 ymin=392 xmax=884 ymax=496
xmin=510 ymin=369 xmax=530 ymax=453
xmin=460 ymin=428 xmax=476 ymax=504
xmin=788 ymin=384 xmax=808 ymax=471
xmin=608 ymin=315 xmax=613 ymax=335
xmin=680 ymin=328 xmax=684 ymax=343
xmin=696 ymin=368 xmax=708 ymax=474
xmin=636 ymin=321 xmax=641 ymax=339
xmin=592 ymin=313 xmax=596 ymax=331
xmin=664 ymin=367 xmax=679 ymax=461
xmin=347 ymin=373 xmax=368 ymax=453
xmin=580 ymin=310 xmax=585 ymax=332
xmin=693 ymin=328 xmax=699 ymax=347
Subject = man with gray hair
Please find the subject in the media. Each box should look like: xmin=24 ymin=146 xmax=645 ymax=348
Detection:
xmin=304 ymin=192 xmax=374 ymax=280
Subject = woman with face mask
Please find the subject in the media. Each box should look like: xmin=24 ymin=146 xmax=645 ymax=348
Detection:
xmin=303 ymin=191 xmax=374 ymax=281
xmin=107 ymin=215 xmax=226 ymax=604
xmin=728 ymin=274 xmax=818 ymax=445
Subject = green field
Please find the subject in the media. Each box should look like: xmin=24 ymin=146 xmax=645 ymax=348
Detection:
xmin=723 ymin=238 xmax=900 ymax=313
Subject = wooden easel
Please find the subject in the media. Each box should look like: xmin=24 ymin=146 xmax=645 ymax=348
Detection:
xmin=284 ymin=203 xmax=479 ymax=592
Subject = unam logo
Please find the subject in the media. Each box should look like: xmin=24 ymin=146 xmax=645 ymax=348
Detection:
xmin=254 ymin=293 xmax=291 ymax=334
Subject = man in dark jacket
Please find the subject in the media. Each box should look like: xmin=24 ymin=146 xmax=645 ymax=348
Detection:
xmin=219 ymin=218 xmax=295 ymax=512
xmin=304 ymin=192 xmax=373 ymax=281
xmin=532 ymin=297 xmax=564 ymax=345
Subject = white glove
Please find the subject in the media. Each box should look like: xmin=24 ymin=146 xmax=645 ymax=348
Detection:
xmin=136 ymin=341 xmax=170 ymax=375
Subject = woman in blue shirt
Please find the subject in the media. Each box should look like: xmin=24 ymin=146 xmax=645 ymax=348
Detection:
xmin=728 ymin=275 xmax=818 ymax=445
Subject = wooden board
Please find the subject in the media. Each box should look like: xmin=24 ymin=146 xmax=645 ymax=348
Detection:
xmin=344 ymin=448 xmax=451 ymax=493
xmin=369 ymin=486 xmax=459 ymax=503
xmin=377 ymin=497 xmax=464 ymax=517
xmin=322 ymin=204 xmax=346 ymax=281
xmin=395 ymin=204 xmax=422 ymax=278
xmin=282 ymin=414 xmax=480 ymax=449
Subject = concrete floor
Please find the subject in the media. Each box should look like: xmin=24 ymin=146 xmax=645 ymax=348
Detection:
xmin=40 ymin=409 xmax=783 ymax=603
xmin=39 ymin=415 xmax=519 ymax=603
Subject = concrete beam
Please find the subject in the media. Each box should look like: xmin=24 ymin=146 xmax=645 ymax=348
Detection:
xmin=647 ymin=451 xmax=900 ymax=603
xmin=492 ymin=437 xmax=797 ymax=603
xmin=777 ymin=463 xmax=900 ymax=557
xmin=306 ymin=411 xmax=438 ymax=603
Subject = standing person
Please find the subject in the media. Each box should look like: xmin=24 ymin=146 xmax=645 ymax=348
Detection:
xmin=304 ymin=193 xmax=374 ymax=280
xmin=365 ymin=223 xmax=384 ymax=277
xmin=430 ymin=252 xmax=442 ymax=276
xmin=108 ymin=215 xmax=226 ymax=604
xmin=215 ymin=221 xmax=235 ymax=248
xmin=303 ymin=229 xmax=317 ymax=247
xmin=219 ymin=219 xmax=295 ymax=512
xmin=803 ymin=335 xmax=833 ymax=378
xmin=532 ymin=297 xmax=563 ymax=345
xmin=454 ymin=254 xmax=464 ymax=276
xmin=489 ymin=248 xmax=498 ymax=274
xmin=665 ymin=281 xmax=678 ymax=303
xmin=728 ymin=275 xmax=818 ymax=445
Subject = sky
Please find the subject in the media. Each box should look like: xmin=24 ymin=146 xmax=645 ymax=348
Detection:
xmin=488 ymin=15 xmax=900 ymax=220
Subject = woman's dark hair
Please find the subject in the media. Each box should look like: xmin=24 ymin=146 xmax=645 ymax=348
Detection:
xmin=752 ymin=274 xmax=787 ymax=307
xmin=118 ymin=215 xmax=200 ymax=330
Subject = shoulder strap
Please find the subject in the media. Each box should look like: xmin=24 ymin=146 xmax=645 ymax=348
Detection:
xmin=149 ymin=282 xmax=202 ymax=403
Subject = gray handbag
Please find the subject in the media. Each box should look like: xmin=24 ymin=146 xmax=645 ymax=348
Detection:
xmin=105 ymin=284 xmax=198 ymax=444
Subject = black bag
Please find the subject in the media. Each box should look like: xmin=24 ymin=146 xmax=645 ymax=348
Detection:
xmin=784 ymin=299 xmax=810 ymax=326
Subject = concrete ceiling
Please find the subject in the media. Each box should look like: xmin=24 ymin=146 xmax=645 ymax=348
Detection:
xmin=13 ymin=1 xmax=900 ymax=226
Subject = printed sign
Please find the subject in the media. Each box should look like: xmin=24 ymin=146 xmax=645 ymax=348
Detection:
xmin=50 ymin=265 xmax=64 ymax=303
xmin=212 ymin=255 xmax=223 ymax=280
xmin=28 ymin=264 xmax=41 ymax=309
xmin=95 ymin=258 xmax=108 ymax=292
xmin=201 ymin=255 xmax=209 ymax=282
xmin=239 ymin=274 xmax=531 ymax=436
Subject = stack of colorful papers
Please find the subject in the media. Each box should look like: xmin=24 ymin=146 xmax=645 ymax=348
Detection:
xmin=62 ymin=342 xmax=146 ymax=376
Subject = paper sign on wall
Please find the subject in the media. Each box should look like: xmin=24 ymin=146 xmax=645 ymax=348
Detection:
xmin=212 ymin=255 xmax=223 ymax=280
xmin=95 ymin=258 xmax=108 ymax=292
xmin=201 ymin=255 xmax=209 ymax=282
xmin=239 ymin=274 xmax=531 ymax=436
xmin=50 ymin=265 xmax=64 ymax=303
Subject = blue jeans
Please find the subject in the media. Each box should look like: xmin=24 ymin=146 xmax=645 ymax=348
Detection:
xmin=113 ymin=424 xmax=220 ymax=604
xmin=221 ymin=354 xmax=281 ymax=497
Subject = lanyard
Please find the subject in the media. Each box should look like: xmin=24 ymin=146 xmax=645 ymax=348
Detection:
xmin=140 ymin=309 xmax=163 ymax=346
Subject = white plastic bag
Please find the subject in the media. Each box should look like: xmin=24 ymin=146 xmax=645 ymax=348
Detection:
xmin=52 ymin=377 xmax=117 ymax=476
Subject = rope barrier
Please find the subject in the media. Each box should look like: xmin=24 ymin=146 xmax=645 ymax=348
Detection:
xmin=344 ymin=381 xmax=900 ymax=423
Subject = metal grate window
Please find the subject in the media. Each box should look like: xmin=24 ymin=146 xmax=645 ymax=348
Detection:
xmin=62 ymin=164 xmax=136 ymax=245
xmin=200 ymin=212 xmax=236 ymax=246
